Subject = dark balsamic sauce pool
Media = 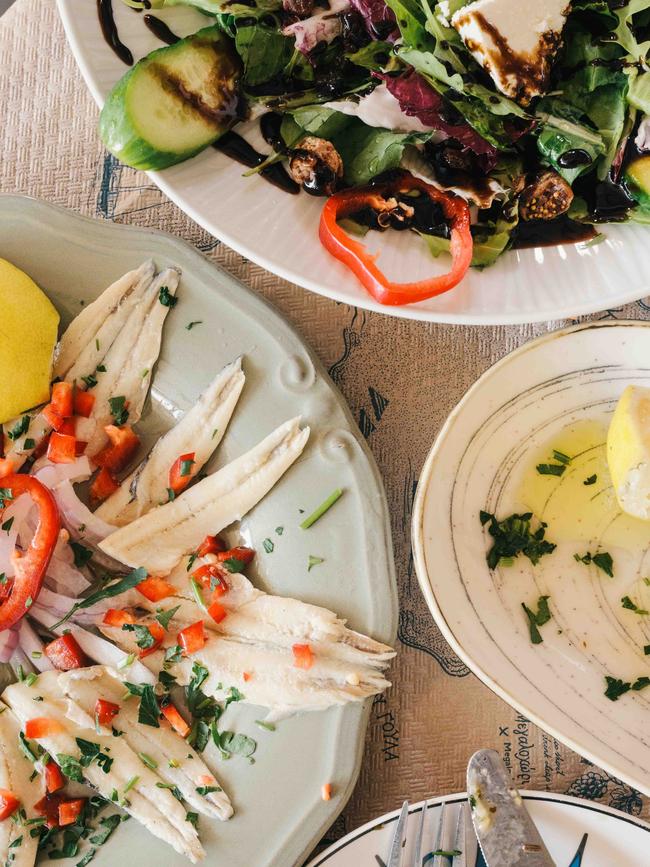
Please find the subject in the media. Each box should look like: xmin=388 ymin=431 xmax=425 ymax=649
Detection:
xmin=97 ymin=0 xmax=133 ymax=66
xmin=143 ymin=14 xmax=180 ymax=45
xmin=213 ymin=133 xmax=299 ymax=195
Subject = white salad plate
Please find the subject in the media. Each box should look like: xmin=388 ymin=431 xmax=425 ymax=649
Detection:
xmin=56 ymin=1 xmax=650 ymax=325
xmin=306 ymin=792 xmax=650 ymax=866
xmin=413 ymin=322 xmax=650 ymax=797
xmin=0 ymin=194 xmax=398 ymax=867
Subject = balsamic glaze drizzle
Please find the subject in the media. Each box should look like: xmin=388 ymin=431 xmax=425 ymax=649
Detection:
xmin=97 ymin=0 xmax=133 ymax=66
xmin=214 ymin=132 xmax=299 ymax=194
xmin=143 ymin=14 xmax=181 ymax=45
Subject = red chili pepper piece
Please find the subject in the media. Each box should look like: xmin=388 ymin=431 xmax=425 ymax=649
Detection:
xmin=178 ymin=620 xmax=206 ymax=655
xmin=216 ymin=547 xmax=255 ymax=566
xmin=136 ymin=576 xmax=176 ymax=603
xmin=139 ymin=621 xmax=165 ymax=659
xmin=73 ymin=390 xmax=95 ymax=418
xmin=24 ymin=718 xmax=66 ymax=738
xmin=34 ymin=793 xmax=63 ymax=828
xmin=0 ymin=475 xmax=59 ymax=631
xmin=161 ymin=704 xmax=190 ymax=738
xmin=197 ymin=534 xmax=226 ymax=557
xmin=319 ymin=170 xmax=472 ymax=306
xmin=0 ymin=789 xmax=20 ymax=821
xmin=58 ymin=798 xmax=85 ymax=827
xmin=51 ymin=382 xmax=74 ymax=419
xmin=95 ymin=698 xmax=120 ymax=727
xmin=207 ymin=601 xmax=227 ymax=624
xmin=42 ymin=404 xmax=64 ymax=432
xmin=169 ymin=451 xmax=196 ymax=495
xmin=47 ymin=432 xmax=76 ymax=464
xmin=191 ymin=564 xmax=228 ymax=595
xmin=44 ymin=634 xmax=88 ymax=671
xmin=90 ymin=467 xmax=119 ymax=503
xmin=93 ymin=425 xmax=140 ymax=473
xmin=44 ymin=759 xmax=65 ymax=794
xmin=292 ymin=643 xmax=314 ymax=670
xmin=102 ymin=608 xmax=136 ymax=628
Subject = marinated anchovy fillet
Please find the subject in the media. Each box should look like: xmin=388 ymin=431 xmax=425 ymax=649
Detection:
xmin=101 ymin=570 xmax=394 ymax=716
xmin=96 ymin=358 xmax=246 ymax=526
xmin=4 ymin=674 xmax=205 ymax=863
xmin=0 ymin=701 xmax=43 ymax=867
xmin=99 ymin=417 xmax=310 ymax=574
xmin=80 ymin=268 xmax=180 ymax=457
xmin=57 ymin=667 xmax=232 ymax=821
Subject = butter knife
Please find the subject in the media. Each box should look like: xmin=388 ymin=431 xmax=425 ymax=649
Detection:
xmin=467 ymin=749 xmax=556 ymax=867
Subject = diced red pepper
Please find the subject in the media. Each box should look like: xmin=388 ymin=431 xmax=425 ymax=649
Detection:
xmin=216 ymin=547 xmax=255 ymax=566
xmin=138 ymin=621 xmax=165 ymax=659
xmin=191 ymin=564 xmax=228 ymax=595
xmin=197 ymin=535 xmax=226 ymax=557
xmin=168 ymin=451 xmax=196 ymax=495
xmin=47 ymin=432 xmax=76 ymax=464
xmin=95 ymin=699 xmax=120 ymax=727
xmin=93 ymin=425 xmax=140 ymax=473
xmin=207 ymin=601 xmax=227 ymax=624
xmin=51 ymin=382 xmax=73 ymax=418
xmin=102 ymin=608 xmax=136 ymax=628
xmin=0 ymin=475 xmax=60 ymax=631
xmin=75 ymin=440 xmax=88 ymax=457
xmin=34 ymin=793 xmax=63 ymax=828
xmin=73 ymin=390 xmax=95 ymax=418
xmin=292 ymin=643 xmax=314 ymax=670
xmin=58 ymin=418 xmax=76 ymax=438
xmin=89 ymin=467 xmax=119 ymax=503
xmin=58 ymin=798 xmax=85 ymax=826
xmin=242 ymin=671 xmax=252 ymax=682
xmin=321 ymin=783 xmax=332 ymax=801
xmin=44 ymin=634 xmax=88 ymax=671
xmin=197 ymin=774 xmax=215 ymax=786
xmin=0 ymin=789 xmax=19 ymax=821
xmin=44 ymin=759 xmax=65 ymax=794
xmin=161 ymin=704 xmax=190 ymax=738
xmin=42 ymin=403 xmax=64 ymax=432
xmin=136 ymin=575 xmax=176 ymax=603
xmin=0 ymin=458 xmax=15 ymax=479
xmin=24 ymin=718 xmax=66 ymax=739
xmin=178 ymin=620 xmax=206 ymax=655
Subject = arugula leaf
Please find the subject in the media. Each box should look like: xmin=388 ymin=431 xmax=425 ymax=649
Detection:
xmin=52 ymin=567 xmax=147 ymax=628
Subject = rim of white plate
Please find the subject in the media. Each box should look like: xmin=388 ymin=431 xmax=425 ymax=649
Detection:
xmin=411 ymin=320 xmax=650 ymax=796
xmin=54 ymin=0 xmax=650 ymax=325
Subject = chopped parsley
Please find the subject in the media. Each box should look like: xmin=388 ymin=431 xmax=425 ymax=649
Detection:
xmin=179 ymin=458 xmax=194 ymax=477
xmin=121 ymin=623 xmax=157 ymax=649
xmin=644 ymin=645 xmax=650 ymax=655
xmin=552 ymin=449 xmax=571 ymax=465
xmin=81 ymin=374 xmax=97 ymax=389
xmin=185 ymin=320 xmax=202 ymax=330
xmin=96 ymin=364 xmax=107 ymax=373
xmin=138 ymin=752 xmax=158 ymax=770
xmin=2 ymin=517 xmax=14 ymax=533
xmin=262 ymin=538 xmax=274 ymax=554
xmin=23 ymin=438 xmax=35 ymax=450
xmin=88 ymin=814 xmax=121 ymax=846
xmin=52 ymin=567 xmax=147 ymax=628
xmin=621 ymin=596 xmax=649 ymax=615
xmin=186 ymin=550 xmax=199 ymax=572
xmin=76 ymin=738 xmax=113 ymax=773
xmin=300 ymin=489 xmax=344 ymax=529
xmin=480 ymin=511 xmax=556 ymax=570
xmin=108 ymin=396 xmax=129 ymax=426
xmin=574 ymin=551 xmax=614 ymax=577
xmin=166 ymin=487 xmax=176 ymax=502
xmin=158 ymin=286 xmax=177 ymax=307
xmin=0 ymin=488 xmax=14 ymax=508
xmin=214 ymin=731 xmax=257 ymax=759
xmin=584 ymin=474 xmax=597 ymax=486
xmin=163 ymin=644 xmax=183 ymax=668
xmin=156 ymin=782 xmax=183 ymax=801
xmin=536 ymin=463 xmax=566 ymax=476
xmin=308 ymin=555 xmax=325 ymax=571
xmin=123 ymin=683 xmax=160 ymax=728
xmin=196 ymin=785 xmax=222 ymax=795
xmin=7 ymin=416 xmax=30 ymax=441
xmin=255 ymin=720 xmax=276 ymax=732
xmin=522 ymin=596 xmax=552 ymax=644
xmin=605 ymin=674 xmax=650 ymax=701
xmin=155 ymin=605 xmax=180 ymax=631
xmin=185 ymin=812 xmax=199 ymax=829
xmin=275 ymin=526 xmax=284 ymax=535
xmin=222 ymin=557 xmax=245 ymax=574
xmin=69 ymin=541 xmax=93 ymax=569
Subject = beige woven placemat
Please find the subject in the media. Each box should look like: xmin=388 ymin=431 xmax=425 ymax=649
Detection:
xmin=1 ymin=0 xmax=649 ymax=856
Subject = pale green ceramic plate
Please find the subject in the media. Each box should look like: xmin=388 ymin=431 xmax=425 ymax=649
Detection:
xmin=0 ymin=195 xmax=398 ymax=867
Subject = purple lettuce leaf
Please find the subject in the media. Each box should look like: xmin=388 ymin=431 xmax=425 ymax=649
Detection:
xmin=349 ymin=0 xmax=399 ymax=41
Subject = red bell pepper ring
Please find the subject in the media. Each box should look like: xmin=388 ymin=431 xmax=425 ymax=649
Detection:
xmin=319 ymin=171 xmax=473 ymax=306
xmin=0 ymin=789 xmax=20 ymax=821
xmin=169 ymin=451 xmax=196 ymax=495
xmin=0 ymin=474 xmax=59 ymax=631
xmin=44 ymin=634 xmax=88 ymax=671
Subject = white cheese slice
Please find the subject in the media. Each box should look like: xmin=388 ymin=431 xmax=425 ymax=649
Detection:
xmin=451 ymin=0 xmax=570 ymax=103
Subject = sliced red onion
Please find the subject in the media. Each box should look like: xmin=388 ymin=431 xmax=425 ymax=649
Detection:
xmin=53 ymin=480 xmax=116 ymax=544
xmin=0 ymin=528 xmax=18 ymax=578
xmin=33 ymin=455 xmax=92 ymax=488
xmin=18 ymin=619 xmax=54 ymax=672
xmin=45 ymin=556 xmax=90 ymax=596
xmin=66 ymin=627 xmax=156 ymax=685
xmin=0 ymin=628 xmax=19 ymax=664
xmin=30 ymin=588 xmax=111 ymax=627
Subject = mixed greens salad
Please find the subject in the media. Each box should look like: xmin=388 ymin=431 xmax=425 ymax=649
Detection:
xmin=101 ymin=0 xmax=650 ymax=304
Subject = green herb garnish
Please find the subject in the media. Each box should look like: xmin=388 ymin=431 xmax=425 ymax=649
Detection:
xmin=186 ymin=320 xmax=202 ymax=330
xmin=70 ymin=541 xmax=93 ymax=569
xmin=308 ymin=555 xmax=325 ymax=571
xmin=7 ymin=416 xmax=30 ymax=441
xmin=621 ymin=596 xmax=649 ymax=615
xmin=51 ymin=567 xmax=147 ymax=628
xmin=300 ymin=489 xmax=343 ymax=529
xmin=155 ymin=605 xmax=180 ymax=631
xmin=108 ymin=396 xmax=129 ymax=426
xmin=262 ymin=538 xmax=274 ymax=553
xmin=123 ymin=682 xmax=161 ymax=728
xmin=2 ymin=517 xmax=14 ymax=533
xmin=584 ymin=474 xmax=597 ymax=486
xmin=158 ymin=286 xmax=177 ymax=308
xmin=522 ymin=596 xmax=552 ymax=645
xmin=536 ymin=463 xmax=566 ymax=476
xmin=122 ymin=623 xmax=157 ymax=649
xmin=480 ymin=511 xmax=556 ymax=570
xmin=574 ymin=551 xmax=614 ymax=577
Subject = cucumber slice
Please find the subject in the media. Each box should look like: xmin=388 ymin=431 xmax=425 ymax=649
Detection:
xmin=99 ymin=26 xmax=241 ymax=171
xmin=625 ymin=155 xmax=650 ymax=208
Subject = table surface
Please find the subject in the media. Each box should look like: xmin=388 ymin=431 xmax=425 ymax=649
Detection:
xmin=1 ymin=0 xmax=649 ymax=859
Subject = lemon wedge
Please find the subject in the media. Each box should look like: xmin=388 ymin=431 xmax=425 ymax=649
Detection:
xmin=0 ymin=258 xmax=59 ymax=424
xmin=607 ymin=384 xmax=650 ymax=520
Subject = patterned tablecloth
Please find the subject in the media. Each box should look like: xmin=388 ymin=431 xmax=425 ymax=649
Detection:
xmin=1 ymin=0 xmax=649 ymax=855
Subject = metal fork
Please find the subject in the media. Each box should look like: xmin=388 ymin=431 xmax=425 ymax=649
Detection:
xmin=386 ymin=799 xmax=475 ymax=867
